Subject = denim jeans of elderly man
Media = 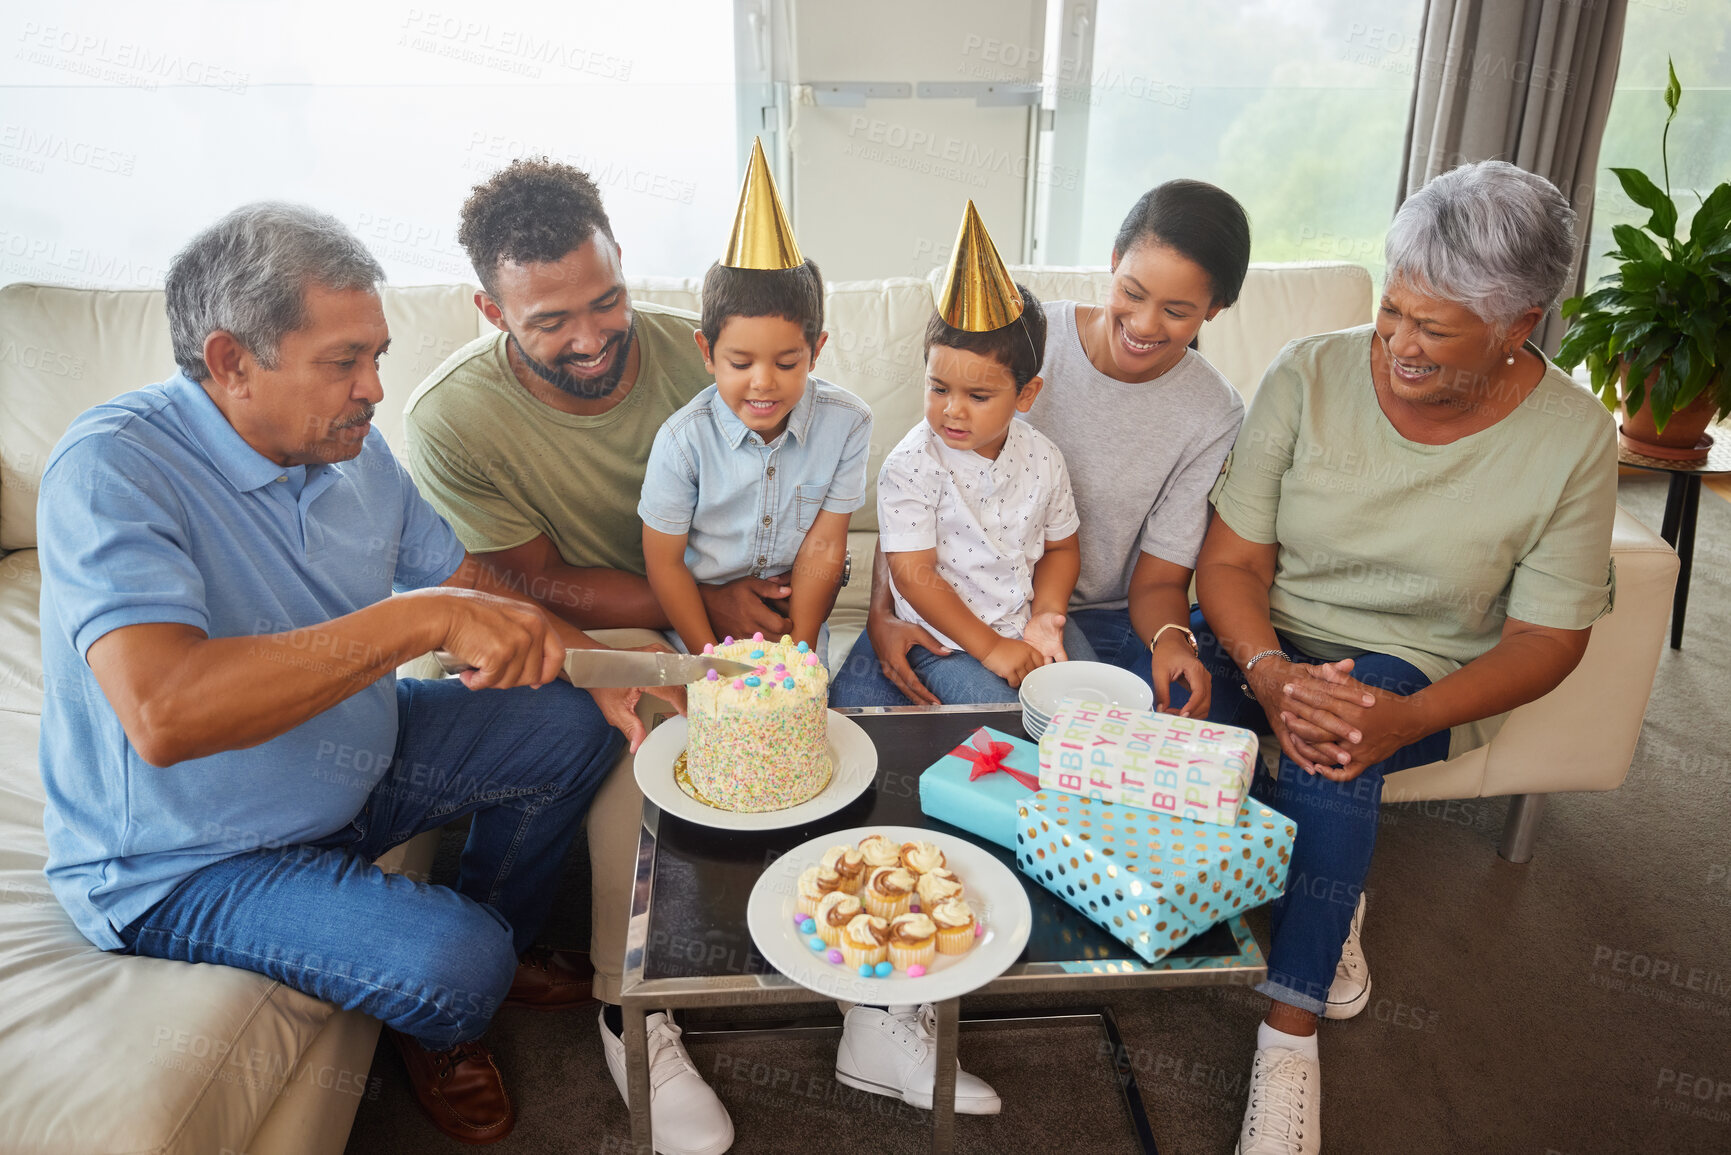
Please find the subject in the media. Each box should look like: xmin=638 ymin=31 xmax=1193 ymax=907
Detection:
xmin=1176 ymin=607 xmax=1449 ymax=1013
xmin=120 ymin=676 xmax=620 ymax=1050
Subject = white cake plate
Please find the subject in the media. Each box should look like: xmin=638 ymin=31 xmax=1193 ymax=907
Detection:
xmin=634 ymin=711 xmax=877 ymax=831
xmin=747 ymin=825 xmax=1033 ymax=1004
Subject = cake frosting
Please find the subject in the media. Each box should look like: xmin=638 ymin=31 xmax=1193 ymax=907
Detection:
xmin=684 ymin=634 xmax=830 ymax=812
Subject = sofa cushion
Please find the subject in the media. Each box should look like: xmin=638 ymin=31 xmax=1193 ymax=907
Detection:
xmin=0 ymin=550 xmax=43 ymax=715
xmin=0 ymin=283 xmax=485 ymax=551
xmin=0 ymin=706 xmax=341 ymax=1155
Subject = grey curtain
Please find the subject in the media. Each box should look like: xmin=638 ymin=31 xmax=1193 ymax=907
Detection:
xmin=1397 ymin=0 xmax=1629 ymax=352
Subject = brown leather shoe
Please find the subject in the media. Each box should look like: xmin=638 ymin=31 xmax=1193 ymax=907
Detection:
xmin=503 ymin=945 xmax=596 ymax=1010
xmin=388 ymin=1030 xmax=515 ymax=1146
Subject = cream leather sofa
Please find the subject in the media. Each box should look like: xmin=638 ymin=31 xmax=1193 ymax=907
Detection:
xmin=0 ymin=264 xmax=1676 ymax=1154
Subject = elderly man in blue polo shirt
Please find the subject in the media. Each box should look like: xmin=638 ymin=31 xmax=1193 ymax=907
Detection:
xmin=36 ymin=203 xmax=683 ymax=1147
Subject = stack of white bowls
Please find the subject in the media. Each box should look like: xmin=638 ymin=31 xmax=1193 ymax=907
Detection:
xmin=1018 ymin=662 xmax=1156 ymax=742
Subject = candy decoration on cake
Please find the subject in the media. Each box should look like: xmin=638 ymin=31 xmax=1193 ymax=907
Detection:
xmin=682 ymin=635 xmax=830 ymax=812
xmin=1036 ymin=698 xmax=1258 ymax=828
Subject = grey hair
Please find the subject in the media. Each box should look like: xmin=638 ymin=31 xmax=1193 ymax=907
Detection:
xmin=166 ymin=202 xmax=385 ymax=381
xmin=1384 ymin=160 xmax=1577 ymax=334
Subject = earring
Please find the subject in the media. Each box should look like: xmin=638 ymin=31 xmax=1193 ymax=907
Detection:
xmin=1504 ymin=349 xmax=1516 ymax=365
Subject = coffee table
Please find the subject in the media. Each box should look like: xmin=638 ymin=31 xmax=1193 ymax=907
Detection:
xmin=617 ymin=704 xmax=1268 ymax=1154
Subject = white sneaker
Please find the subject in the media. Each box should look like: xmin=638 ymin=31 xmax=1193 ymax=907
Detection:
xmin=1235 ymin=1046 xmax=1321 ymax=1155
xmin=1324 ymin=892 xmax=1371 ymax=1021
xmin=598 ymin=1008 xmax=734 ymax=1155
xmin=834 ymin=1004 xmax=1002 ymax=1114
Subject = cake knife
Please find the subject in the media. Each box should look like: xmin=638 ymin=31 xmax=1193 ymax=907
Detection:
xmin=431 ymin=648 xmax=756 ymax=687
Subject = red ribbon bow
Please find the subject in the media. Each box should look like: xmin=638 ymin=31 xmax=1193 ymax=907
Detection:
xmin=953 ymin=727 xmax=1040 ymax=791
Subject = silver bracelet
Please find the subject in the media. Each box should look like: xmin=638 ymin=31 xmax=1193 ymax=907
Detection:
xmin=1240 ymin=648 xmax=1286 ymax=695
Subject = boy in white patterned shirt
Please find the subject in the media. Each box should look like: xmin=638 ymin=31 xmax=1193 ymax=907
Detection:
xmin=874 ymin=280 xmax=1084 ymax=703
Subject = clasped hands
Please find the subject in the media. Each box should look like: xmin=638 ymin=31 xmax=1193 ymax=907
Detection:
xmin=1251 ymin=656 xmax=1428 ymax=781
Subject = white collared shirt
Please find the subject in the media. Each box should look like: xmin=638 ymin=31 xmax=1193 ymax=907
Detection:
xmin=877 ymin=419 xmax=1080 ymax=650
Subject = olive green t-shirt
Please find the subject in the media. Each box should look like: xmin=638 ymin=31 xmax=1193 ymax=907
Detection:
xmin=403 ymin=304 xmax=708 ymax=575
xmin=1211 ymin=326 xmax=1617 ymax=757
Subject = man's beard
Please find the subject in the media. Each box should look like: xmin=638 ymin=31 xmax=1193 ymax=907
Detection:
xmin=511 ymin=318 xmax=637 ymax=400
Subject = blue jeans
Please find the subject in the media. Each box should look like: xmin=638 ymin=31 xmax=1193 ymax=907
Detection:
xmin=119 ymin=677 xmax=621 ymax=1049
xmin=831 ymin=619 xmax=1092 ymax=706
xmin=1188 ymin=609 xmax=1450 ymax=1014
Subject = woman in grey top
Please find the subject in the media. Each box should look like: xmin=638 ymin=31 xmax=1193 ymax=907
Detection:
xmin=1197 ymin=161 xmax=1616 ymax=1155
xmin=831 ymin=180 xmax=1252 ymax=712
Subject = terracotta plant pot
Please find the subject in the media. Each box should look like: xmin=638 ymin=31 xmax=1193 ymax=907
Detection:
xmin=1617 ymin=367 xmax=1720 ymax=464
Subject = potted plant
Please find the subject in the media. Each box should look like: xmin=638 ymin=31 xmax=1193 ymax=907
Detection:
xmin=1558 ymin=59 xmax=1731 ymax=463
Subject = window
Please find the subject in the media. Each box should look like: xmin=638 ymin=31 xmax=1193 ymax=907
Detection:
xmin=1039 ymin=0 xmax=1424 ymax=281
xmin=1581 ymin=0 xmax=1731 ymax=292
xmin=1 ymin=1 xmax=737 ymax=287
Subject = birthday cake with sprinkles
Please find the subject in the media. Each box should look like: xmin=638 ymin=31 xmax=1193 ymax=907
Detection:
xmin=681 ymin=633 xmax=831 ymax=812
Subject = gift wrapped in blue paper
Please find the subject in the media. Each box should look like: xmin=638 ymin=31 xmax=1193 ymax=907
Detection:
xmin=1015 ymin=789 xmax=1297 ymax=963
xmin=918 ymin=726 xmax=1041 ymax=850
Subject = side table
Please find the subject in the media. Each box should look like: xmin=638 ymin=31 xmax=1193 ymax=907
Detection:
xmin=1619 ymin=438 xmax=1731 ymax=648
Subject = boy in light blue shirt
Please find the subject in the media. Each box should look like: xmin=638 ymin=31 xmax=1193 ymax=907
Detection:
xmin=639 ymin=256 xmax=871 ymax=660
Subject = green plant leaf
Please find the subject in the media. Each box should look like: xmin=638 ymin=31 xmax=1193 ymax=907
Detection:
xmin=1611 ymin=223 xmax=1665 ymax=267
xmin=1612 ymin=167 xmax=1669 ymax=216
xmin=1689 ymin=183 xmax=1731 ymax=247
xmin=1614 ymin=168 xmax=1678 ymax=241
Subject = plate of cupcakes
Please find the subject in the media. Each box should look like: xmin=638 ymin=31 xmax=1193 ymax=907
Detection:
xmin=746 ymin=825 xmax=1033 ymax=1004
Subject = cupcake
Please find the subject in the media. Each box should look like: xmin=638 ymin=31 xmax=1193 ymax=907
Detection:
xmin=820 ymin=844 xmax=867 ymax=894
xmin=862 ymin=866 xmax=916 ymax=920
xmin=815 ymin=891 xmax=863 ymax=947
xmin=840 ymin=913 xmax=889 ymax=969
xmin=857 ymin=834 xmax=901 ymax=870
xmin=797 ymin=864 xmax=843 ymax=915
xmin=900 ymin=840 xmax=946 ymax=876
xmin=931 ymin=898 xmax=977 ymax=954
xmin=888 ymin=913 xmax=937 ymax=971
xmin=916 ymin=867 xmax=963 ymax=910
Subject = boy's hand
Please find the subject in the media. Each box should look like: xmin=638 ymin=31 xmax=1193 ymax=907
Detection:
xmin=699 ymin=576 xmax=793 ymax=639
xmin=982 ymin=637 xmax=1046 ymax=688
xmin=1022 ymin=611 xmax=1069 ymax=664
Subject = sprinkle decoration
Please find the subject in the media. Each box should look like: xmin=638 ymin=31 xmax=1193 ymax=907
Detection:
xmin=684 ymin=636 xmax=832 ymax=811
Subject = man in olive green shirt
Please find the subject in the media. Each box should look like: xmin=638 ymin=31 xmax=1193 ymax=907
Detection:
xmin=406 ymin=165 xmax=795 ymax=640
xmin=405 ymin=159 xmax=755 ymax=1153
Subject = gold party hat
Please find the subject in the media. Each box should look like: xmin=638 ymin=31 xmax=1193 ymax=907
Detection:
xmin=937 ymin=200 xmax=1023 ymax=332
xmin=722 ymin=137 xmax=803 ymax=270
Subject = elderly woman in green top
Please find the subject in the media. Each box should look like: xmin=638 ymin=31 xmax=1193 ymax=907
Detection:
xmin=1192 ymin=160 xmax=1616 ymax=1155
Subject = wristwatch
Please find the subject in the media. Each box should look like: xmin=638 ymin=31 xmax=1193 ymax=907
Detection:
xmin=1148 ymin=622 xmax=1198 ymax=655
xmin=840 ymin=550 xmax=853 ymax=587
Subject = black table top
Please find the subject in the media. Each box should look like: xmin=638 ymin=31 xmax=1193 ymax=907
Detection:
xmin=641 ymin=708 xmax=1242 ymax=983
